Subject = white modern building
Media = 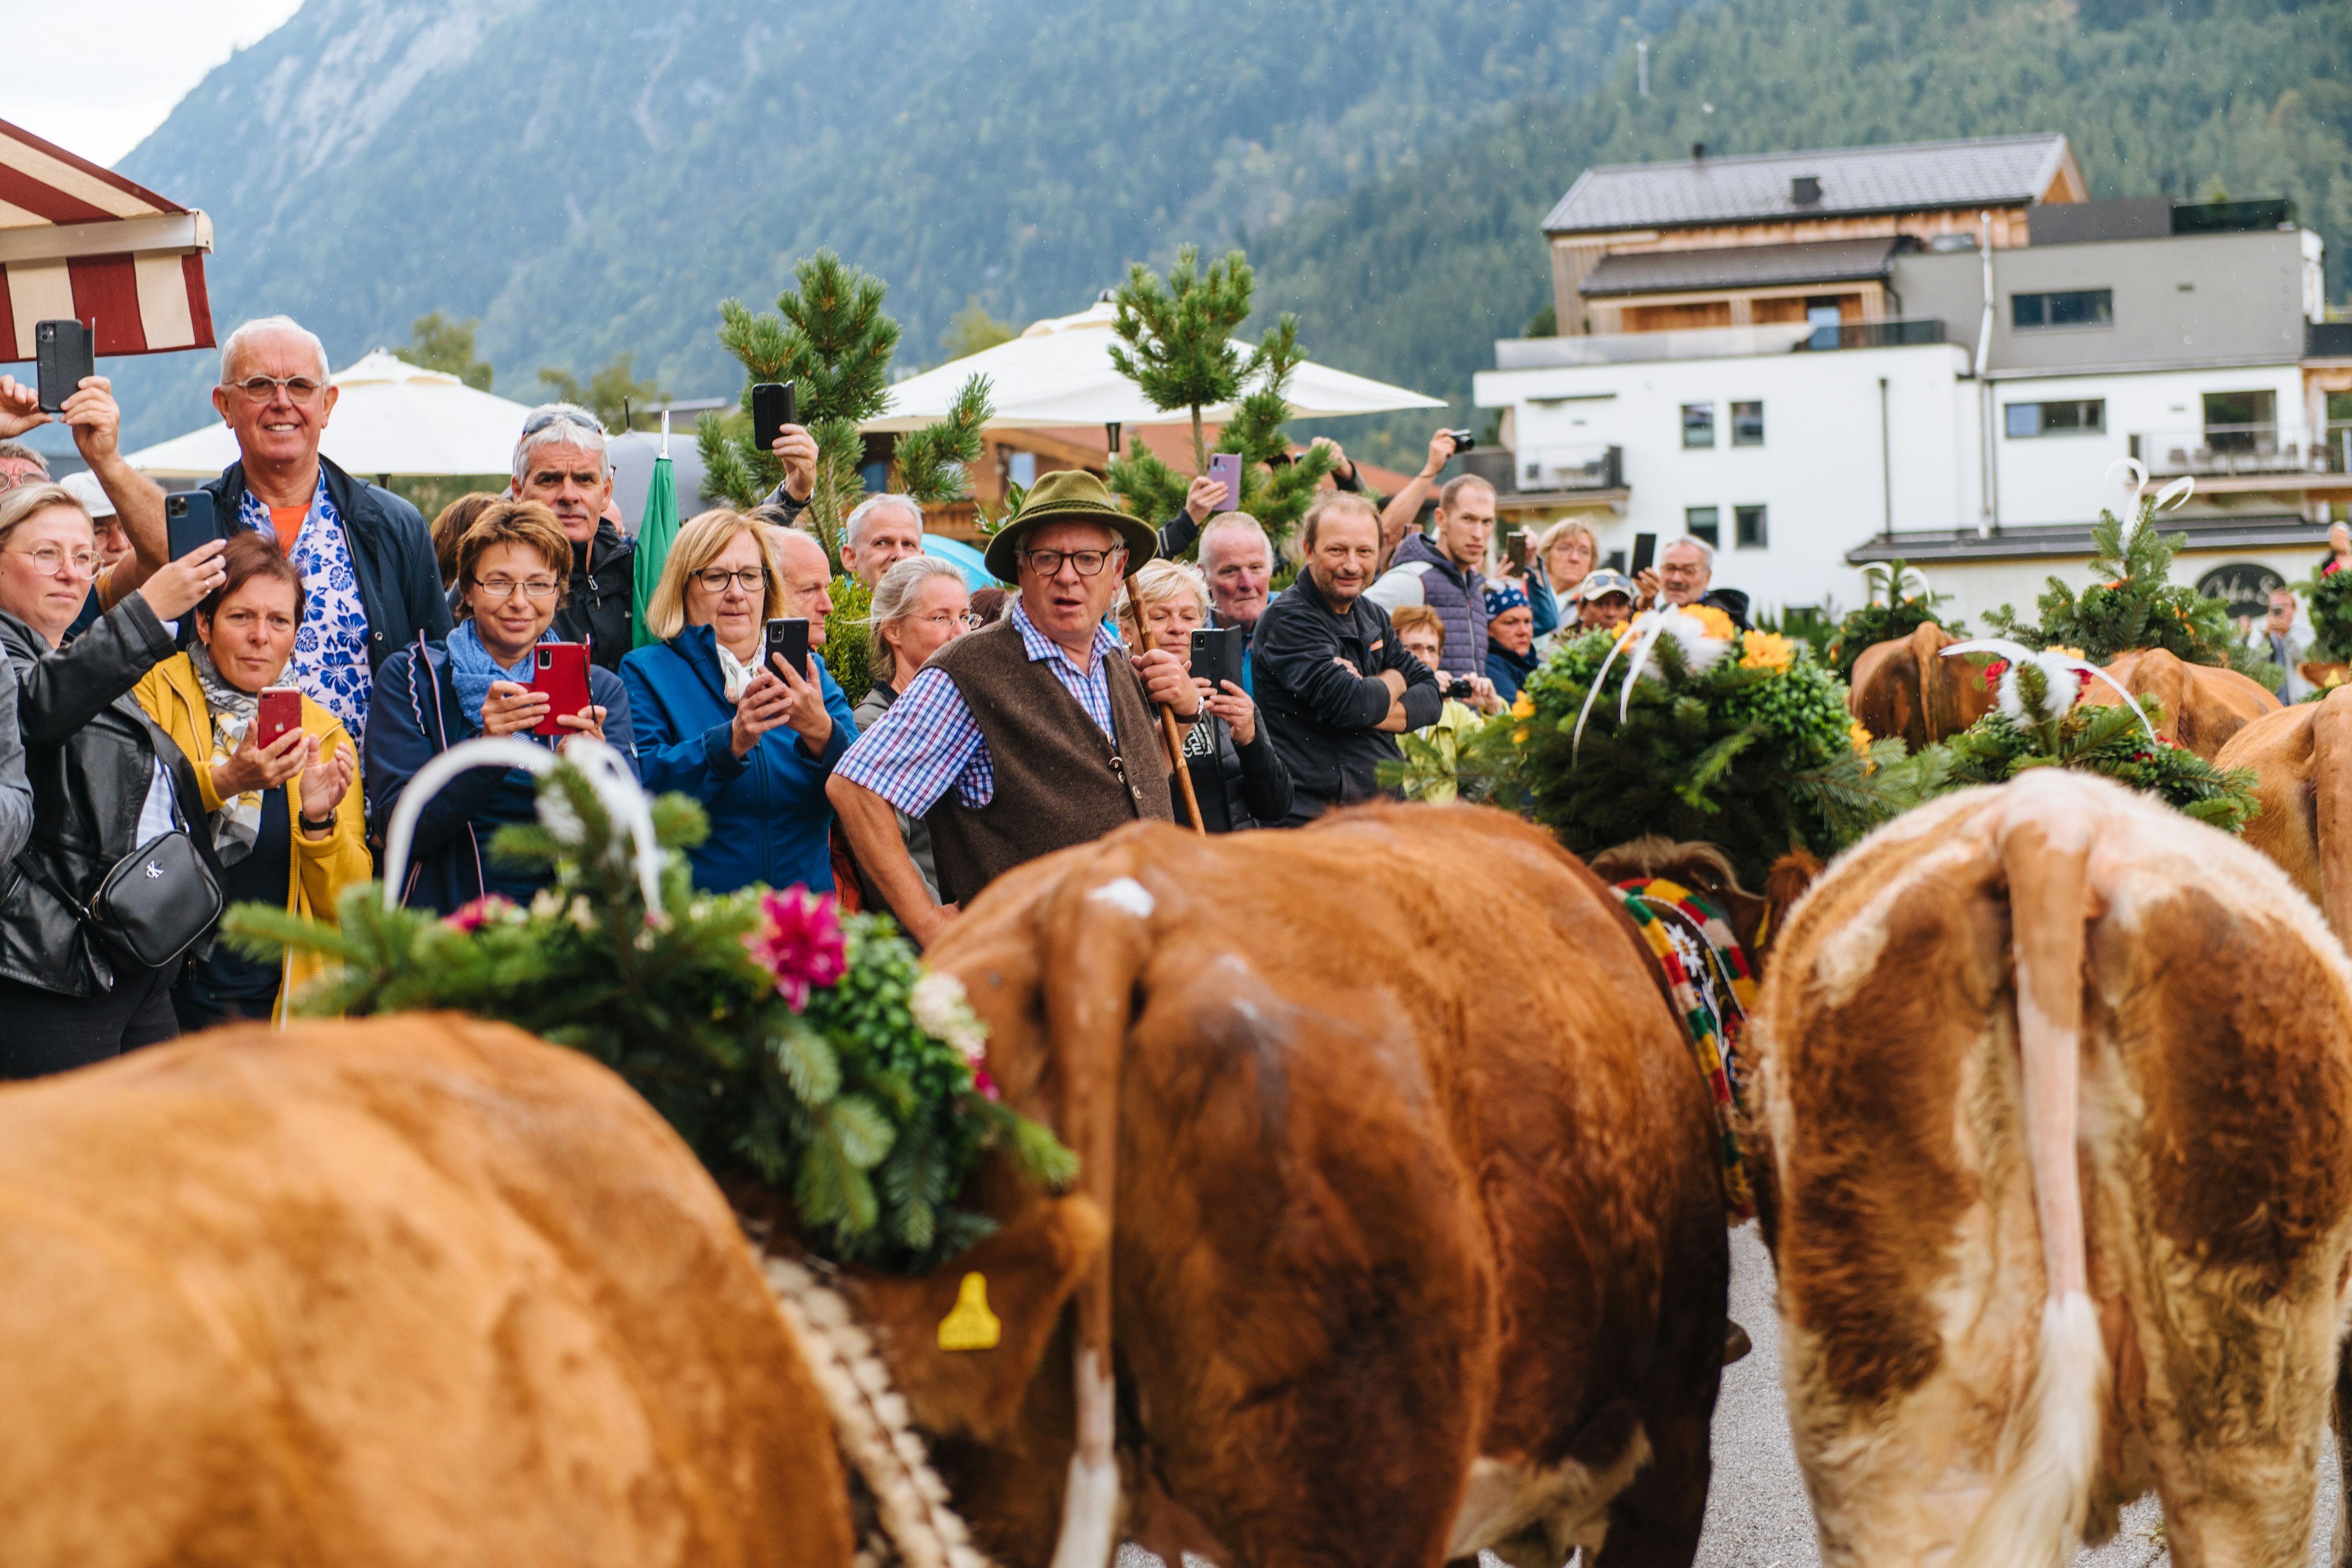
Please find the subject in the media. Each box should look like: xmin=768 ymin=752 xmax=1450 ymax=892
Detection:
xmin=1471 ymin=134 xmax=2351 ymax=627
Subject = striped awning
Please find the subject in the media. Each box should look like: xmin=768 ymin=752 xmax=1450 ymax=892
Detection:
xmin=0 ymin=118 xmax=214 ymax=363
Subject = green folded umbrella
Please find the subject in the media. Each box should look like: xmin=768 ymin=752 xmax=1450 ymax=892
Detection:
xmin=633 ymin=447 xmax=679 ymax=649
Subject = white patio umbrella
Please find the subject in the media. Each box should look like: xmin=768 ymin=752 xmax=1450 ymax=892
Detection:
xmin=863 ymin=300 xmax=1446 ymax=433
xmin=124 ymin=349 xmax=538 ymax=480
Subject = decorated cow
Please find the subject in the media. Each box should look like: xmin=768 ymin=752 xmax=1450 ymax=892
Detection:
xmin=1847 ymin=621 xmax=1997 ymax=752
xmin=2216 ymin=685 xmax=2352 ymax=944
xmin=2078 ymin=645 xmax=2281 ymax=760
xmin=1746 ymin=769 xmax=2352 ymax=1566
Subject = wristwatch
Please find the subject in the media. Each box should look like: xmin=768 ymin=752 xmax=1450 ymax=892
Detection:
xmin=299 ymin=811 xmax=336 ymax=835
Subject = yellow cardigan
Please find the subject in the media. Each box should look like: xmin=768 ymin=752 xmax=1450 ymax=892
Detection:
xmin=134 ymin=654 xmax=372 ymax=1021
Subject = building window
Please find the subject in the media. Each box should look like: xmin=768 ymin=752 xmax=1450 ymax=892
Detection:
xmin=1735 ymin=504 xmax=1768 ymax=549
xmin=1682 ymin=403 xmax=1715 ymax=448
xmin=2011 ymin=289 xmax=2113 ymax=330
xmin=1686 ymin=506 xmax=1721 ymax=547
xmin=1006 ymin=450 xmax=1038 ymax=486
xmin=1732 ymin=401 xmax=1764 ymax=447
xmin=2005 ymin=399 xmax=2106 ymax=438
xmin=2203 ymin=389 xmax=2277 ymax=453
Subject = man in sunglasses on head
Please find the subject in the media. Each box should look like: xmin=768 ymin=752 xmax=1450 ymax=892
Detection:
xmin=827 ymin=470 xmax=1200 ymax=948
xmin=509 ymin=402 xmax=636 ymax=673
xmin=194 ymin=315 xmax=448 ymax=737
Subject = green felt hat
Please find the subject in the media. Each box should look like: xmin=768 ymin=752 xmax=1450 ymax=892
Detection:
xmin=982 ymin=469 xmax=1159 ymax=582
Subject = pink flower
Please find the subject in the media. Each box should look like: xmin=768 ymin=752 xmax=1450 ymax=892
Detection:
xmin=443 ymin=894 xmax=518 ymax=933
xmin=747 ymin=886 xmax=847 ymax=1011
xmin=971 ymin=1063 xmax=1002 ymax=1102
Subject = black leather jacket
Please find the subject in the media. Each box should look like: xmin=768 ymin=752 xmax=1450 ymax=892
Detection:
xmin=551 ymin=518 xmax=638 ymax=674
xmin=0 ymin=600 xmax=218 ymax=996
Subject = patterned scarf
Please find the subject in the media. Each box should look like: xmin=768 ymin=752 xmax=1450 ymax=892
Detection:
xmin=1615 ymin=877 xmax=1760 ymax=1223
xmin=715 ymin=641 xmax=758 ymax=703
xmin=190 ymin=644 xmax=264 ymax=865
xmin=447 ymin=619 xmax=537 ymax=730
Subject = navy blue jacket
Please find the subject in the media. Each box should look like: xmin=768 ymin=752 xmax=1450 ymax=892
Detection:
xmin=203 ymin=454 xmax=453 ymax=673
xmin=364 ymin=635 xmax=636 ymax=915
xmin=1486 ymin=640 xmax=1540 ymax=704
xmin=619 ymin=625 xmax=856 ymax=895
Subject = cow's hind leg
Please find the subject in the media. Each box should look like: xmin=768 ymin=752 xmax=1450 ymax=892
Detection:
xmin=1584 ymin=1403 xmax=1708 ymax=1567
xmin=2334 ymin=1338 xmax=2352 ymax=1568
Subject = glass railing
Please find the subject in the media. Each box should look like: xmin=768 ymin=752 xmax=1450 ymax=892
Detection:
xmin=2130 ymin=425 xmax=2352 ymax=476
xmin=1513 ymin=444 xmax=1625 ymax=492
xmin=1495 ymin=318 xmax=1948 ymax=368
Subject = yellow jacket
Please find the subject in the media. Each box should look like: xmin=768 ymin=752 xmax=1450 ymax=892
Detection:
xmin=134 ymin=654 xmax=372 ymax=1021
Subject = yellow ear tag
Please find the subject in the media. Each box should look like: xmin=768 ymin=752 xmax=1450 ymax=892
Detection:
xmin=937 ymin=1272 xmax=1001 ymax=1351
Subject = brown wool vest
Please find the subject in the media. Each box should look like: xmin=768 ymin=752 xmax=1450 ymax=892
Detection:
xmin=923 ymin=617 xmax=1174 ymax=905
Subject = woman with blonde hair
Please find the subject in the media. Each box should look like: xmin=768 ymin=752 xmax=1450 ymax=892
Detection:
xmin=620 ymin=508 xmax=854 ymax=894
xmin=1127 ymin=557 xmax=1289 ymax=832
xmin=1521 ymin=519 xmax=1599 ymax=639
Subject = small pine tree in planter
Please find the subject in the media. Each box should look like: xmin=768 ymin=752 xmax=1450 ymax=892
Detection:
xmin=698 ymin=251 xmax=990 ymax=567
xmin=1104 ymin=245 xmax=1333 ymax=552
xmin=1823 ymin=560 xmax=1967 ymax=682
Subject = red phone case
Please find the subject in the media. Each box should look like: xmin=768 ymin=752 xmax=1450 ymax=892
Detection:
xmin=257 ymin=687 xmax=302 ymax=748
xmin=528 ymin=643 xmax=592 ymax=737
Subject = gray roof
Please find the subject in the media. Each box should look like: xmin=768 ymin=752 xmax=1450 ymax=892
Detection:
xmin=1545 ymin=134 xmax=2073 ymax=236
xmin=1845 ymin=513 xmax=2324 ymax=565
xmin=1579 ymin=237 xmax=1907 ymax=298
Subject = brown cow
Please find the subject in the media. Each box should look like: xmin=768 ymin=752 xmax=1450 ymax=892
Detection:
xmin=1848 ymin=622 xmax=1996 ymax=750
xmin=1746 ymin=769 xmax=2352 ymax=1567
xmin=2217 ymin=684 xmax=2352 ymax=945
xmin=2078 ymin=645 xmax=2281 ymax=759
xmin=0 ymin=1016 xmax=859 ymax=1568
xmin=837 ymin=803 xmax=1732 ymax=1568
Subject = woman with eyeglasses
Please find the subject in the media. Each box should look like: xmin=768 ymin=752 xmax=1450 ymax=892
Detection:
xmin=0 ymin=482 xmax=229 ymax=1076
xmin=848 ymin=555 xmax=973 ymax=910
xmin=364 ymin=500 xmax=635 ymax=916
xmin=620 ymin=509 xmax=856 ymax=896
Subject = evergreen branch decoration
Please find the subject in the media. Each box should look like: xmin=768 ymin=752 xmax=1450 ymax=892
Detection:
xmin=221 ymin=761 xmax=1072 ymax=1273
xmin=2302 ymin=565 xmax=2352 ymax=666
xmin=1927 ymin=687 xmax=2260 ymax=832
xmin=892 ymin=374 xmax=992 ymax=505
xmin=1823 ymin=559 xmax=1966 ymax=682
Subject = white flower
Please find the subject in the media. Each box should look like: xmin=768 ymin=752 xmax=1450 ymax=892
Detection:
xmin=567 ymin=895 xmax=598 ymax=932
xmin=529 ymin=886 xmax=565 ymax=921
xmin=910 ymin=971 xmax=968 ymax=1039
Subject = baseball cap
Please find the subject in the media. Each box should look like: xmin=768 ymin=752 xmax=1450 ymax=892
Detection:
xmin=1577 ymin=568 xmax=1634 ymax=602
xmin=58 ymin=471 xmax=116 ymax=519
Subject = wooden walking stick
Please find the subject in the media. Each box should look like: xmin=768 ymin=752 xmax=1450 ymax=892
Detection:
xmin=1122 ymin=573 xmax=1208 ymax=835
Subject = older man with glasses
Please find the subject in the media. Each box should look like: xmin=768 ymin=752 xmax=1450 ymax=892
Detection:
xmin=828 ymin=470 xmax=1199 ymax=946
xmin=0 ymin=371 xmax=168 ymax=639
xmin=510 ymin=402 xmax=637 ymax=673
xmin=195 ymin=315 xmax=448 ymax=736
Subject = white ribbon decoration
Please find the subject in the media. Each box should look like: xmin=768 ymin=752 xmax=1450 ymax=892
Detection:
xmin=380 ymin=736 xmax=668 ymax=920
xmin=2105 ymin=456 xmax=2195 ymax=542
xmin=1942 ymin=638 xmax=2156 ymax=742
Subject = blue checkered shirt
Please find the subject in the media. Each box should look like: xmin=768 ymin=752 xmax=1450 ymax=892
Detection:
xmin=834 ymin=600 xmax=1123 ymax=816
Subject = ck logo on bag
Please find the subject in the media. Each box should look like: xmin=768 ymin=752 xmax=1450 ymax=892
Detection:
xmin=144 ymin=861 xmax=164 ymax=879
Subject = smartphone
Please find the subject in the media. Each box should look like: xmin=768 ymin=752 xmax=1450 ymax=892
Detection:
xmin=35 ymin=319 xmax=94 ymax=415
xmin=752 ymin=381 xmax=797 ymax=454
xmin=165 ymin=491 xmax=219 ymax=560
xmin=1631 ymin=532 xmax=1658 ymax=576
xmin=1188 ymin=626 xmax=1242 ymax=692
xmin=527 ymin=643 xmax=592 ymax=737
xmin=1506 ymin=530 xmax=1531 ymax=571
xmin=256 ymin=687 xmax=302 ymax=749
xmin=764 ymin=616 xmax=811 ymax=681
xmin=1207 ymin=452 xmax=1243 ymax=511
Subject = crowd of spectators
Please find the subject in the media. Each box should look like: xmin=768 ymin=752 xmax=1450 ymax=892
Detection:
xmin=0 ymin=314 xmax=1776 ymax=1080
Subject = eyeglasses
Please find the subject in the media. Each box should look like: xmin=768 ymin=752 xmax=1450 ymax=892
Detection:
xmin=225 ymin=375 xmax=326 ymax=405
xmin=0 ymin=469 xmax=50 ymax=491
xmin=693 ymin=567 xmax=767 ymax=594
xmin=919 ymin=611 xmax=982 ymax=629
xmin=7 ymin=543 xmax=99 ymax=577
xmin=1022 ymin=548 xmax=1118 ymax=578
xmin=473 ymin=576 xmax=560 ymax=600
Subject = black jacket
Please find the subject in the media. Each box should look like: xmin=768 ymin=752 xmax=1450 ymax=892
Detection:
xmin=203 ymin=454 xmax=452 ymax=672
xmin=552 ymin=519 xmax=638 ymax=673
xmin=1178 ymin=709 xmax=1291 ymax=832
xmin=1253 ymin=570 xmax=1441 ymax=824
xmin=0 ymin=599 xmax=219 ymax=997
xmin=1701 ymin=588 xmax=1752 ymax=630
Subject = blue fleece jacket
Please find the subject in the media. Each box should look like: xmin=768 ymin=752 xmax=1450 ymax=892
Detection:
xmin=364 ymin=635 xmax=637 ymax=916
xmin=619 ymin=625 xmax=856 ymax=895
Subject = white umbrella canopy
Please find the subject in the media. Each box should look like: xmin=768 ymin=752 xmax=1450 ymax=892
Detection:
xmin=864 ymin=300 xmax=1446 ymax=434
xmin=124 ymin=349 xmax=539 ymax=480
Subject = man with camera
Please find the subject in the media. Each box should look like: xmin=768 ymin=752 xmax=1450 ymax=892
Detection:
xmin=1365 ymin=473 xmax=1493 ymax=680
xmin=1637 ymin=536 xmax=1752 ymax=630
xmin=1254 ymin=490 xmax=1442 ymax=824
xmin=1378 ymin=427 xmax=1472 ymax=562
xmin=510 ymin=402 xmax=637 ymax=672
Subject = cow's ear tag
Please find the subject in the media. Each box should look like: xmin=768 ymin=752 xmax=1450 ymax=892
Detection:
xmin=937 ymin=1272 xmax=1001 ymax=1351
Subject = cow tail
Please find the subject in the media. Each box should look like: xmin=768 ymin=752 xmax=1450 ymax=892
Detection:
xmin=1956 ymin=801 xmax=2107 ymax=1568
xmin=2310 ymin=687 xmax=2352 ymax=947
xmin=1039 ymin=858 xmax=1158 ymax=1568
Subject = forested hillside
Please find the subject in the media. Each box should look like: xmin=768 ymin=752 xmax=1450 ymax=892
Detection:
xmin=1254 ymin=0 xmax=2352 ymax=466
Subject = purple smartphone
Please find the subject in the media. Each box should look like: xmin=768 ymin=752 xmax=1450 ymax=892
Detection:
xmin=1207 ymin=453 xmax=1243 ymax=511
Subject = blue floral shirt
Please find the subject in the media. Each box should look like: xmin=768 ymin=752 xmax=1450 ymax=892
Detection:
xmin=239 ymin=475 xmax=374 ymax=736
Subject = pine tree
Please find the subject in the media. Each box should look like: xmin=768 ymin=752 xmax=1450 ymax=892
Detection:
xmin=1105 ymin=246 xmax=1333 ymax=551
xmin=699 ymin=251 xmax=990 ymax=565
xmin=396 ymin=311 xmax=493 ymax=391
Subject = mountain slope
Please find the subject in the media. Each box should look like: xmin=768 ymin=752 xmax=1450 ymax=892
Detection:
xmin=1250 ymin=0 xmax=2352 ymax=464
xmin=105 ymin=0 xmax=1686 ymax=445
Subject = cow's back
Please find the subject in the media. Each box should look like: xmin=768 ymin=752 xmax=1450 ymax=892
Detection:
xmin=2084 ymin=646 xmax=2280 ymax=759
xmin=1849 ymin=622 xmax=1991 ymax=750
xmin=0 ymin=1016 xmax=854 ymax=1568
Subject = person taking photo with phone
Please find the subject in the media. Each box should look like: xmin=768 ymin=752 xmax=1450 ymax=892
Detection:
xmin=619 ymin=510 xmax=855 ymax=897
xmin=134 ymin=533 xmax=368 ymax=1028
xmin=1128 ymin=559 xmax=1289 ymax=833
xmin=364 ymin=501 xmax=633 ymax=916
xmin=0 ymin=371 xmax=169 ymax=638
xmin=0 ymin=483 xmax=228 ymax=1076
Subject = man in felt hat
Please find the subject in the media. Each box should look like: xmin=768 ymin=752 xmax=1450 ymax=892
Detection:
xmin=828 ymin=469 xmax=1202 ymax=946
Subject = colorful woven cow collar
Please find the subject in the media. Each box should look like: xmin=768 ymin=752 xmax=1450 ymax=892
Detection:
xmin=1616 ymin=876 xmax=1758 ymax=1223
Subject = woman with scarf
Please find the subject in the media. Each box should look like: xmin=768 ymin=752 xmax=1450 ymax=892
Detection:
xmin=135 ymin=533 xmax=369 ymax=1026
xmin=364 ymin=500 xmax=634 ymax=915
xmin=619 ymin=508 xmax=854 ymax=895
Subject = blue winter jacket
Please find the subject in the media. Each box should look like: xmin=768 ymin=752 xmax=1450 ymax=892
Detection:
xmin=364 ymin=635 xmax=637 ymax=915
xmin=619 ymin=625 xmax=856 ymax=895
